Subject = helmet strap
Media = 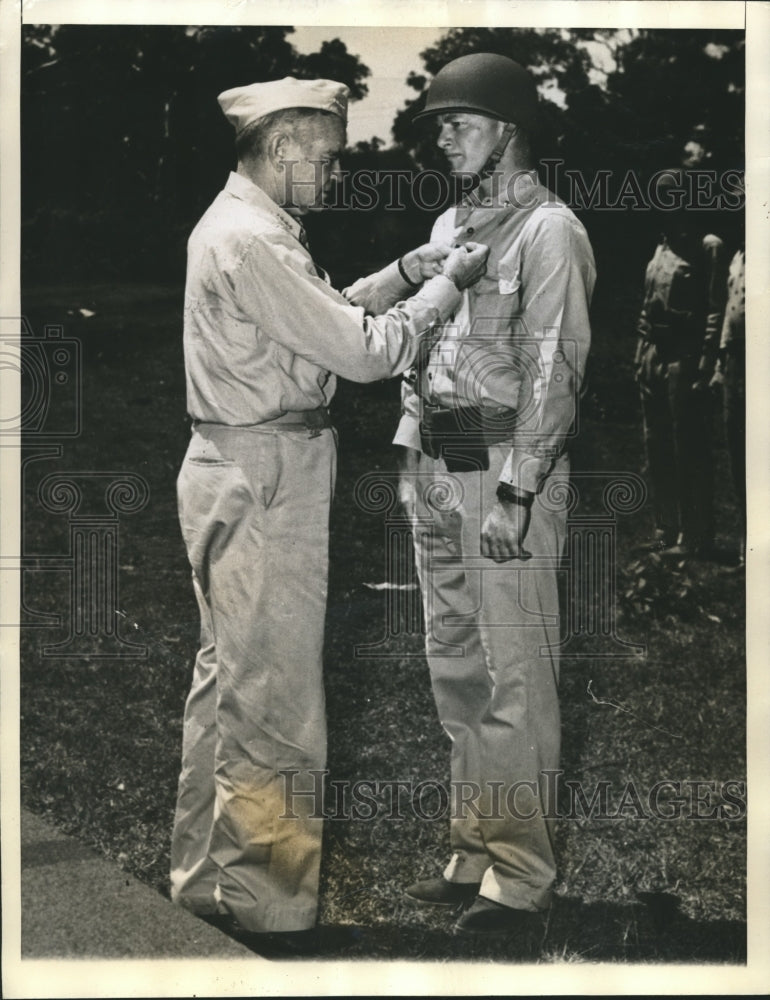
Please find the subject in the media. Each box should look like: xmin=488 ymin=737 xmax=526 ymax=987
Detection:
xmin=480 ymin=122 xmax=518 ymax=180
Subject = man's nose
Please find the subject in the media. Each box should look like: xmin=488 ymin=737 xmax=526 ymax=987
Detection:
xmin=436 ymin=123 xmax=452 ymax=148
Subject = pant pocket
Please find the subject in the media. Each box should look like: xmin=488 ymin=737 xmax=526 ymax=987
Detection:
xmin=186 ymin=435 xmax=235 ymax=466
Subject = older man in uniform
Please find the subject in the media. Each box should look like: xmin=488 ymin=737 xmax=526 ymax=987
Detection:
xmin=395 ymin=54 xmax=595 ymax=937
xmin=170 ymin=75 xmax=488 ymax=950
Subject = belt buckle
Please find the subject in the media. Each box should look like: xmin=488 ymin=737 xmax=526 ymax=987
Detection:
xmin=303 ymin=407 xmax=328 ymax=438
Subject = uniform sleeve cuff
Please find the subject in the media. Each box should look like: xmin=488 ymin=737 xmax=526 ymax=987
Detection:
xmin=417 ymin=274 xmax=462 ymax=321
xmin=498 ymin=450 xmax=553 ymax=494
xmin=393 ymin=413 xmax=422 ymax=451
xmin=383 ymin=259 xmax=415 ymax=293
xmin=343 ymin=259 xmax=415 ymax=311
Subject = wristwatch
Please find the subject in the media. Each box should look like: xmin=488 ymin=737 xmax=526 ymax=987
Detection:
xmin=496 ymin=482 xmax=534 ymax=508
xmin=398 ymin=257 xmax=422 ymax=289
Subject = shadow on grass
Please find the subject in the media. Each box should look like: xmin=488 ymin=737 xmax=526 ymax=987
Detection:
xmin=214 ymin=894 xmax=745 ymax=963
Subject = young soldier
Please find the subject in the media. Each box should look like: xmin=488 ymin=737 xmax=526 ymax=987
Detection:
xmin=395 ymin=54 xmax=595 ymax=937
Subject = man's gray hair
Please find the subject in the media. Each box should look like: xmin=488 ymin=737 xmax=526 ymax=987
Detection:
xmin=236 ymin=107 xmax=338 ymax=162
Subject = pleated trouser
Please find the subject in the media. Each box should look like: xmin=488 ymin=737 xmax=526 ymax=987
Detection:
xmin=170 ymin=423 xmax=335 ymax=933
xmin=637 ymin=345 xmax=714 ymax=548
xmin=410 ymin=445 xmax=568 ymax=911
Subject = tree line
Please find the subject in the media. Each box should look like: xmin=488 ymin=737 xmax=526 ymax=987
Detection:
xmin=21 ymin=25 xmax=744 ymax=285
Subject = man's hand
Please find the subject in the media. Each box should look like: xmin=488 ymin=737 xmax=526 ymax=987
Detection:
xmin=442 ymin=242 xmax=490 ymax=290
xmin=400 ymin=243 xmax=454 ymax=283
xmin=481 ymin=501 xmax=532 ymax=561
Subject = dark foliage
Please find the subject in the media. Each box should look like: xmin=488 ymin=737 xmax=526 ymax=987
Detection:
xmin=21 ymin=25 xmax=370 ymax=282
xmin=21 ymin=26 xmax=744 ymax=288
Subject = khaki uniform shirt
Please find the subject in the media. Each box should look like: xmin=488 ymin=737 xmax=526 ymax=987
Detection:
xmin=394 ymin=181 xmax=596 ymax=493
xmin=184 ymin=171 xmax=461 ymax=424
xmin=635 ymin=234 xmax=726 ymax=375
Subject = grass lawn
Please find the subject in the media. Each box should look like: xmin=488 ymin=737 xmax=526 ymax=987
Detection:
xmin=18 ymin=277 xmax=746 ymax=962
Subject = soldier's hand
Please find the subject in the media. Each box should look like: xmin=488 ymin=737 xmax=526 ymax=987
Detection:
xmin=481 ymin=501 xmax=532 ymax=562
xmin=400 ymin=243 xmax=454 ymax=283
xmin=443 ymin=242 xmax=490 ymax=290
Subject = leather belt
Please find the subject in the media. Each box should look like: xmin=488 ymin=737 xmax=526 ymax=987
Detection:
xmin=192 ymin=406 xmax=332 ymax=436
xmin=262 ymin=407 xmax=332 ymax=432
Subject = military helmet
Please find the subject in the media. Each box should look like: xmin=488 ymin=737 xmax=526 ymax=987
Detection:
xmin=413 ymin=53 xmax=539 ymax=130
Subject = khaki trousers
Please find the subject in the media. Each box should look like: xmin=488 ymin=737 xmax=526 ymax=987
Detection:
xmin=410 ymin=446 xmax=568 ymax=911
xmin=170 ymin=423 xmax=336 ymax=932
xmin=637 ymin=344 xmax=714 ymax=548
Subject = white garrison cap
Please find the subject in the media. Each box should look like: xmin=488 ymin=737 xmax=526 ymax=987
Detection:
xmin=218 ymin=77 xmax=349 ymax=135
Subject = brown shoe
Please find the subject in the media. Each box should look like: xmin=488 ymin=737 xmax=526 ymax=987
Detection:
xmin=452 ymin=896 xmax=542 ymax=938
xmin=405 ymin=876 xmax=481 ymax=907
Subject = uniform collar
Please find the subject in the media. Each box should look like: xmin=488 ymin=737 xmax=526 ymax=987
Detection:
xmin=224 ymin=171 xmax=304 ymax=241
xmin=454 ymin=178 xmax=556 ymax=232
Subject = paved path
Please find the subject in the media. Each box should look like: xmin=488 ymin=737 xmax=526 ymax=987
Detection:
xmin=19 ymin=807 xmax=253 ymax=958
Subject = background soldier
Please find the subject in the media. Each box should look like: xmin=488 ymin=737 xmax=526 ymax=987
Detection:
xmin=635 ymin=169 xmax=727 ymax=557
xmin=394 ymin=54 xmax=595 ymax=938
xmin=711 ymin=241 xmax=746 ymax=568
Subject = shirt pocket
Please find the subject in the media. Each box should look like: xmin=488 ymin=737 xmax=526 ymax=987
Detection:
xmin=667 ymin=265 xmax=696 ymax=315
xmin=497 ymin=270 xmax=521 ymax=297
xmin=496 ymin=243 xmax=523 ymax=298
xmin=469 ymin=272 xmax=519 ymax=303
